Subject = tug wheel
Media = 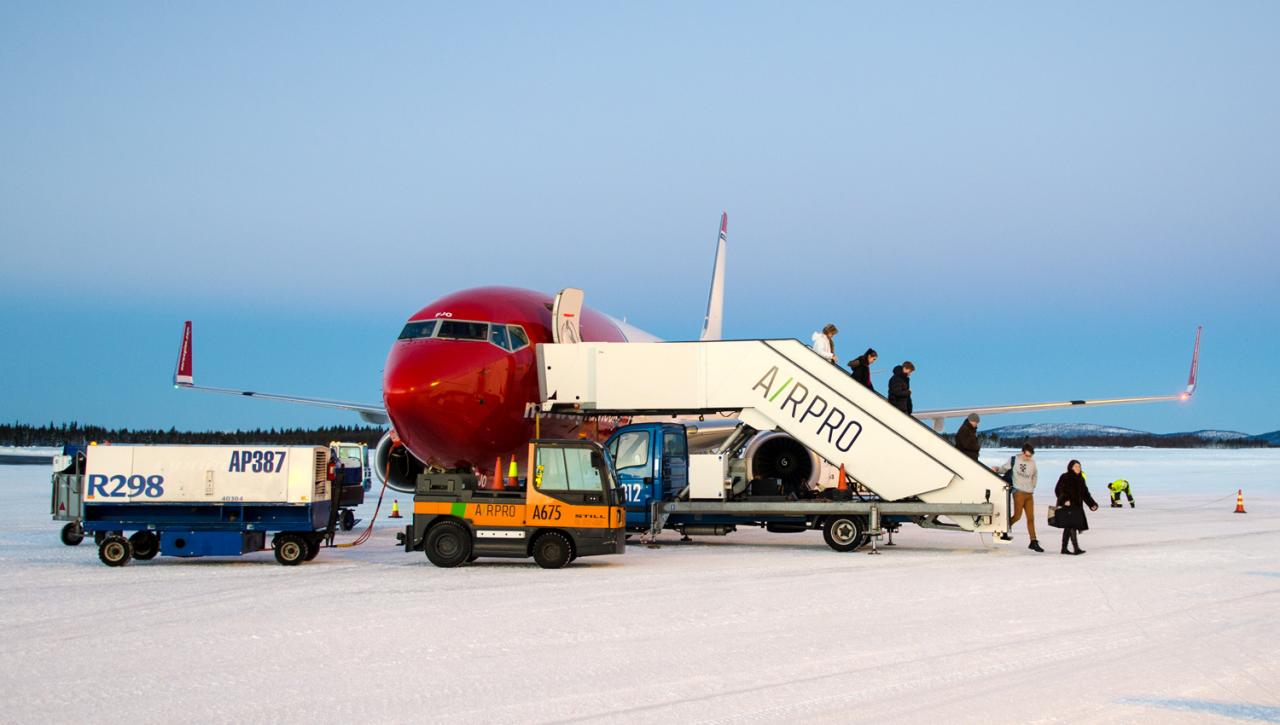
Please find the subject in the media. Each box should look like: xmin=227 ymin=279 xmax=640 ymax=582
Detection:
xmin=425 ymin=520 xmax=472 ymax=568
xmin=274 ymin=534 xmax=307 ymax=566
xmin=60 ymin=522 xmax=85 ymax=546
xmin=822 ymin=516 xmax=866 ymax=552
xmin=532 ymin=531 xmax=573 ymax=569
xmin=98 ymin=535 xmax=133 ymax=567
xmin=304 ymin=536 xmax=322 ymax=561
xmin=340 ymin=509 xmax=356 ymax=531
xmin=129 ymin=531 xmax=160 ymax=560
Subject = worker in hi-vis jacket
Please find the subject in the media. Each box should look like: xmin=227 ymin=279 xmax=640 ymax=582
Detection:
xmin=1107 ymin=479 xmax=1135 ymax=508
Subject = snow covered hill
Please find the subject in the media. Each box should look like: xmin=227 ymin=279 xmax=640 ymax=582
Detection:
xmin=981 ymin=424 xmax=1272 ymax=448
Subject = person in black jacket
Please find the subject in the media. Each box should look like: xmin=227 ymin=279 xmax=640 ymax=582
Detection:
xmin=954 ymin=414 xmax=981 ymax=460
xmin=887 ymin=361 xmax=914 ymax=414
xmin=1054 ymin=459 xmax=1098 ymax=555
xmin=847 ymin=348 xmax=878 ymax=391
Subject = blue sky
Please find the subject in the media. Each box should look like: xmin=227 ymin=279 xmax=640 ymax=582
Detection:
xmin=2 ymin=2 xmax=1277 ymax=434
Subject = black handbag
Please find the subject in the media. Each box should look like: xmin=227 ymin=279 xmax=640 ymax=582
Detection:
xmin=1049 ymin=505 xmax=1081 ymax=529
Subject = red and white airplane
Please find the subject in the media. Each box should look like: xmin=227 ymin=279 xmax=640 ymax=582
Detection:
xmin=174 ymin=213 xmax=1200 ymax=491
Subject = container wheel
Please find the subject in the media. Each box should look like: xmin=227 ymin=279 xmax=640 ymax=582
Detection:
xmin=340 ymin=509 xmax=356 ymax=531
xmin=274 ymin=534 xmax=307 ymax=566
xmin=98 ymin=535 xmax=132 ymax=567
xmin=304 ymin=536 xmax=321 ymax=561
xmin=822 ymin=516 xmax=866 ymax=552
xmin=424 ymin=520 xmax=472 ymax=568
xmin=60 ymin=522 xmax=85 ymax=546
xmin=129 ymin=531 xmax=160 ymax=561
xmin=532 ymin=531 xmax=573 ymax=569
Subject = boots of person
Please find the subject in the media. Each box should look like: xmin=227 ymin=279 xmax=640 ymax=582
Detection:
xmin=1130 ymin=500 xmax=1135 ymax=508
xmin=1061 ymin=529 xmax=1073 ymax=554
xmin=1070 ymin=529 xmax=1085 ymax=555
xmin=1028 ymin=539 xmax=1044 ymax=552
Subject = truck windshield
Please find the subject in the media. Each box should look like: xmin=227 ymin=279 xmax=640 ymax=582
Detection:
xmin=436 ymin=320 xmax=489 ymax=341
xmin=537 ymin=446 xmax=608 ymax=492
xmin=397 ymin=320 xmax=437 ymax=340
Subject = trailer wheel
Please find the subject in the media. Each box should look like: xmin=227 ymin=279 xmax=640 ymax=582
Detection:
xmin=98 ymin=535 xmax=132 ymax=567
xmin=340 ymin=509 xmax=356 ymax=531
xmin=60 ymin=522 xmax=85 ymax=546
xmin=425 ymin=520 xmax=472 ymax=568
xmin=822 ymin=516 xmax=866 ymax=552
xmin=304 ymin=536 xmax=321 ymax=561
xmin=532 ymin=531 xmax=573 ymax=569
xmin=129 ymin=531 xmax=160 ymax=560
xmin=274 ymin=534 xmax=307 ymax=566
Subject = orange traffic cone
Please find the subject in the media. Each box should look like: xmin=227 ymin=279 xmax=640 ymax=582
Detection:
xmin=390 ymin=499 xmax=403 ymax=519
xmin=1234 ymin=489 xmax=1247 ymax=514
xmin=837 ymin=464 xmax=848 ymax=492
xmin=492 ymin=457 xmax=504 ymax=490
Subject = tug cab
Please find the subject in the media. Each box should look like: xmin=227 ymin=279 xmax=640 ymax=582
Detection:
xmin=402 ymin=439 xmax=626 ymax=568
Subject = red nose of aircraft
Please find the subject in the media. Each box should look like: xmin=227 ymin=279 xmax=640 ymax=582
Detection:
xmin=383 ymin=336 xmax=531 ymax=470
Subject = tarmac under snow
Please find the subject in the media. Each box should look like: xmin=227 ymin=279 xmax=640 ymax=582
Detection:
xmin=1 ymin=448 xmax=1277 ymax=724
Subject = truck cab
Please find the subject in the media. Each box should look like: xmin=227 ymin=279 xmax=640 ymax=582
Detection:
xmin=605 ymin=422 xmax=688 ymax=530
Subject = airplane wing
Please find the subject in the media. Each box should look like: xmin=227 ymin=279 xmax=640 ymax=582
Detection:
xmin=913 ymin=326 xmax=1201 ymax=432
xmin=172 ymin=321 xmax=390 ymax=425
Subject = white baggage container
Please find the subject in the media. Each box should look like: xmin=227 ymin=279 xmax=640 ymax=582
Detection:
xmin=84 ymin=445 xmax=330 ymax=505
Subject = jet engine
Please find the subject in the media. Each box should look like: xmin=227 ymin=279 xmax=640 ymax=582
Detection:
xmin=374 ymin=430 xmax=427 ymax=494
xmin=741 ymin=431 xmax=822 ymax=496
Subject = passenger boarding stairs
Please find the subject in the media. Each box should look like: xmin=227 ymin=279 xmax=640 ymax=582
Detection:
xmin=537 ymin=340 xmax=1010 ymax=533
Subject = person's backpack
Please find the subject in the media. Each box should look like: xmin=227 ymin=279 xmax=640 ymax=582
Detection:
xmin=1001 ymin=455 xmax=1015 ymax=485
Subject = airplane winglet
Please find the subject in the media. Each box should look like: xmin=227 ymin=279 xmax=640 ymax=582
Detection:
xmin=1183 ymin=325 xmax=1202 ymax=398
xmin=174 ymin=320 xmax=194 ymax=387
xmin=699 ymin=212 xmax=727 ymax=341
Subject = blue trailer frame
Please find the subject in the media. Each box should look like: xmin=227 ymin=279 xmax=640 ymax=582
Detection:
xmin=83 ymin=498 xmax=333 ymax=566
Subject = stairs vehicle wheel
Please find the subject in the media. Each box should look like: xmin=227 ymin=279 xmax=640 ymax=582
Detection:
xmin=822 ymin=516 xmax=866 ymax=552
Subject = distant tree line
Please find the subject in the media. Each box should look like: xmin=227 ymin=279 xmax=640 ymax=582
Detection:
xmin=939 ymin=432 xmax=1270 ymax=449
xmin=2 ymin=421 xmax=385 ymax=448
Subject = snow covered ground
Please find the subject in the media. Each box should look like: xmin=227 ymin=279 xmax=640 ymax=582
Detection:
xmin=2 ymin=448 xmax=1277 ymax=724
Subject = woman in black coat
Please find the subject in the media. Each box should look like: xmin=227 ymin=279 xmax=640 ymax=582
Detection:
xmin=1054 ymin=459 xmax=1098 ymax=555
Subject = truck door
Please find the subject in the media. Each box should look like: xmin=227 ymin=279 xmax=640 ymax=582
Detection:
xmin=605 ymin=428 xmax=653 ymax=529
xmin=661 ymin=426 xmax=688 ymax=499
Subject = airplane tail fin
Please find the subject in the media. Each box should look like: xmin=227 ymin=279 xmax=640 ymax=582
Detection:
xmin=1184 ymin=325 xmax=1202 ymax=397
xmin=699 ymin=212 xmax=727 ymax=341
xmin=174 ymin=321 xmax=194 ymax=387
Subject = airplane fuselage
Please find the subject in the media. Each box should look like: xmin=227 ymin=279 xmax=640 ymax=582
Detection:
xmin=382 ymin=286 xmax=631 ymax=472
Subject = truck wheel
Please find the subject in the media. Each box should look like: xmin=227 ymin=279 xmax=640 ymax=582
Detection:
xmin=129 ymin=531 xmax=160 ymax=560
xmin=425 ymin=520 xmax=472 ymax=568
xmin=822 ymin=516 xmax=866 ymax=552
xmin=60 ymin=522 xmax=84 ymax=546
xmin=98 ymin=535 xmax=132 ymax=567
xmin=340 ymin=509 xmax=356 ymax=531
xmin=532 ymin=531 xmax=573 ymax=569
xmin=274 ymin=534 xmax=307 ymax=566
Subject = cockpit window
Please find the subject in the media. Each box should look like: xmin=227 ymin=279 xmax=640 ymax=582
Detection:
xmin=507 ymin=325 xmax=530 ymax=350
xmin=436 ymin=320 xmax=489 ymax=340
xmin=489 ymin=324 xmax=511 ymax=351
xmin=398 ymin=320 xmax=437 ymax=340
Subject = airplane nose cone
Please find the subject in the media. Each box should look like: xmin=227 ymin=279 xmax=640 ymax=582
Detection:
xmin=383 ymin=338 xmax=528 ymax=470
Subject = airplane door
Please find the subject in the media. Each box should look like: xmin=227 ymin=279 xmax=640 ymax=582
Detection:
xmin=551 ymin=288 xmax=584 ymax=344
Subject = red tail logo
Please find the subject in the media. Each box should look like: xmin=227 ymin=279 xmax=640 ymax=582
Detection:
xmin=174 ymin=321 xmax=194 ymax=386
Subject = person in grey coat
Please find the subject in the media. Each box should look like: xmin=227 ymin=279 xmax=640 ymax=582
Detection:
xmin=954 ymin=414 xmax=981 ymax=460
